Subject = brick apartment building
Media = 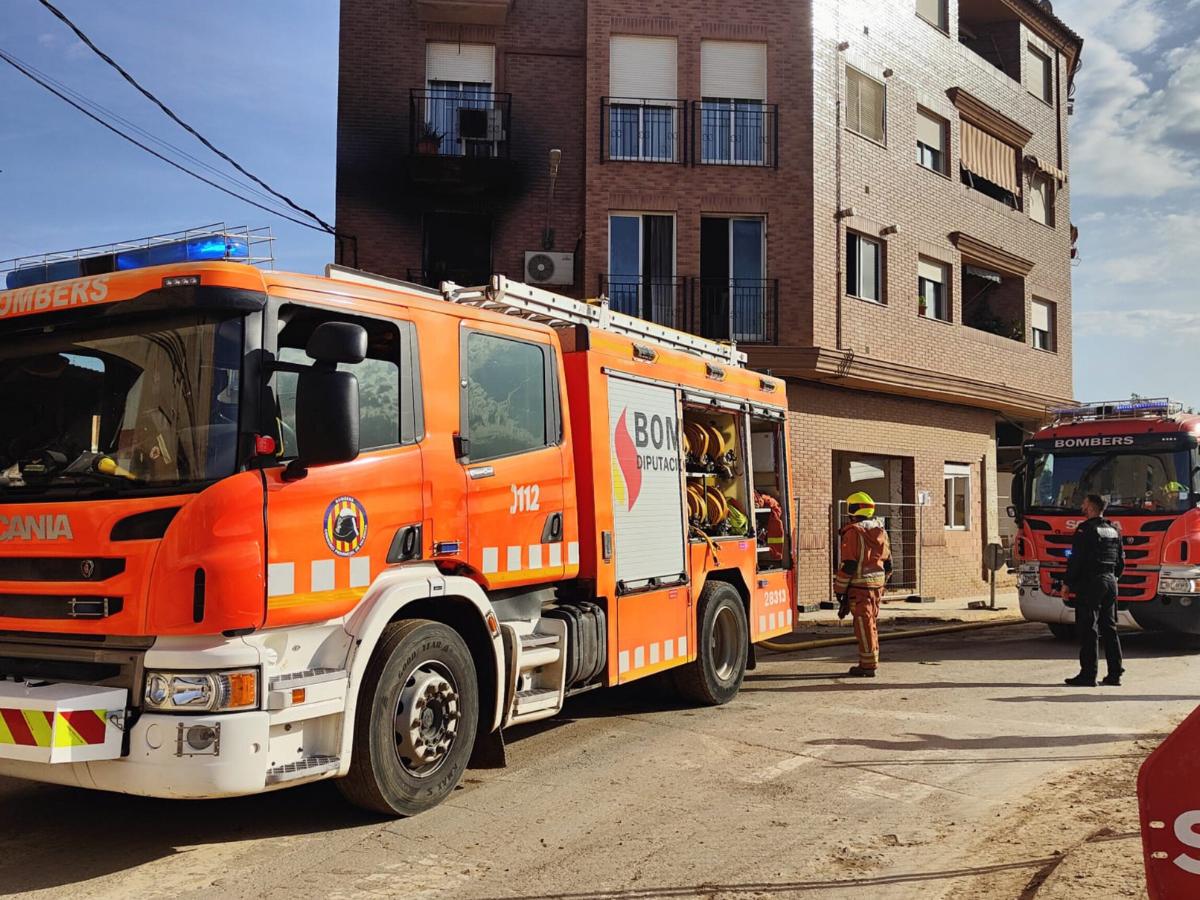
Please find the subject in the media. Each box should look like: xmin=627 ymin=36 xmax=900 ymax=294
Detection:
xmin=335 ymin=0 xmax=1082 ymax=602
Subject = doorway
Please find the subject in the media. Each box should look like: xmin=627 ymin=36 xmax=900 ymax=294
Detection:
xmin=832 ymin=452 xmax=918 ymax=595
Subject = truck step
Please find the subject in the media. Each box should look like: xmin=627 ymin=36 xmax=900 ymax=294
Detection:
xmin=520 ymin=632 xmax=560 ymax=650
xmin=514 ymin=688 xmax=560 ymax=715
xmin=265 ymin=754 xmax=340 ymax=785
xmin=268 ymin=668 xmax=346 ymax=690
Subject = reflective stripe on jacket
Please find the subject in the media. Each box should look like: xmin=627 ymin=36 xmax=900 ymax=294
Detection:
xmin=834 ymin=518 xmax=892 ymax=593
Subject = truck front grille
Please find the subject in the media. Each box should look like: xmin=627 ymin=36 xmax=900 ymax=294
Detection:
xmin=0 ymin=594 xmax=124 ymax=619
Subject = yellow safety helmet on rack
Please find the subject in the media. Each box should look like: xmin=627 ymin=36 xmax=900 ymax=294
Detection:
xmin=846 ymin=491 xmax=875 ymax=519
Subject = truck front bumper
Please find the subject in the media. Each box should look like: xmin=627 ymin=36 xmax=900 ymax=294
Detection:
xmin=1018 ymin=587 xmax=1139 ymax=629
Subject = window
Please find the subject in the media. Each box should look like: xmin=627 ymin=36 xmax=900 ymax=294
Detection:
xmin=607 ymin=214 xmax=676 ymax=325
xmin=916 ymin=0 xmax=947 ymax=31
xmin=1027 ymin=44 xmax=1052 ymax=104
xmin=846 ymin=232 xmax=882 ymax=302
xmin=425 ymin=43 xmax=497 ymax=157
xmin=918 ymin=258 xmax=949 ymax=321
xmin=845 ymin=66 xmax=886 ymax=143
xmin=1032 ymin=298 xmax=1055 ymax=351
xmin=700 ymin=41 xmax=769 ymax=165
xmin=917 ymin=108 xmax=947 ymax=174
xmin=699 ymin=217 xmax=768 ymax=342
xmin=464 ymin=331 xmax=552 ymax=461
xmin=944 ymin=463 xmax=971 ymax=530
xmin=960 ymin=120 xmax=1020 ymax=208
xmin=608 ymin=36 xmax=679 ymax=162
xmin=276 ymin=310 xmax=407 ymax=454
xmin=1029 ymin=173 xmax=1054 ymax=226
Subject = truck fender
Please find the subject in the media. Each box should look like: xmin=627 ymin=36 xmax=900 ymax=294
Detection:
xmin=337 ymin=564 xmax=505 ymax=772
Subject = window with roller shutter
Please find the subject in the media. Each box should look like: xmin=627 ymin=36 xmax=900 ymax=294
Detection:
xmin=1029 ymin=174 xmax=1054 ymax=226
xmin=916 ymin=0 xmax=947 ymax=31
xmin=1027 ymin=44 xmax=1053 ymax=104
xmin=845 ymin=66 xmax=885 ymax=144
xmin=607 ymin=36 xmax=680 ymax=162
xmin=917 ymin=108 xmax=947 ymax=174
xmin=699 ymin=40 xmax=771 ymax=166
xmin=1032 ymin=299 xmax=1055 ymax=351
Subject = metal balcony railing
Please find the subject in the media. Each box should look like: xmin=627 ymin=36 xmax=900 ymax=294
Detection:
xmin=410 ymin=89 xmax=512 ymax=159
xmin=688 ymin=277 xmax=779 ymax=345
xmin=599 ymin=274 xmax=688 ymax=328
xmin=601 ymin=98 xmax=688 ymax=164
xmin=693 ymin=101 xmax=778 ymax=168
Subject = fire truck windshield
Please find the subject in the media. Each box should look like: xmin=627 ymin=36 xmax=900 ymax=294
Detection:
xmin=0 ymin=311 xmax=243 ymax=498
xmin=1026 ymin=447 xmax=1196 ymax=515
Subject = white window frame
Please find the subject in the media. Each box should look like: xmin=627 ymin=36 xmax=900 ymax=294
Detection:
xmin=608 ymin=99 xmax=679 ymax=163
xmin=846 ymin=231 xmax=883 ymax=303
xmin=918 ymin=258 xmax=949 ymax=321
xmin=1032 ymin=298 xmax=1055 ymax=351
xmin=916 ymin=0 xmax=948 ymax=31
xmin=845 ymin=65 xmax=887 ymax=145
xmin=607 ymin=212 xmax=677 ymax=324
xmin=1027 ymin=44 xmax=1053 ymax=104
xmin=944 ymin=463 xmax=971 ymax=530
xmin=916 ymin=108 xmax=947 ymax=175
xmin=1029 ymin=173 xmax=1054 ymax=226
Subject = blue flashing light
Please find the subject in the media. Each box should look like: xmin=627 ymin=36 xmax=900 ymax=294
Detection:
xmin=1113 ymin=400 xmax=1171 ymax=413
xmin=115 ymin=235 xmax=249 ymax=271
xmin=6 ymin=259 xmax=84 ymax=290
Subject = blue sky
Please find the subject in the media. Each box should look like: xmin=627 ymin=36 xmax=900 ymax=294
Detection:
xmin=2 ymin=1 xmax=1198 ymax=407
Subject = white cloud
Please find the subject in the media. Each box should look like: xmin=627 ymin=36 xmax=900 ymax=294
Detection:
xmin=1077 ymin=308 xmax=1200 ymax=341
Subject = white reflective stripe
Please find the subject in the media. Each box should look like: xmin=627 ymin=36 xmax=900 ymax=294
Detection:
xmin=759 ymin=615 xmax=767 ymax=633
xmin=618 ymin=650 xmax=631 ymax=674
xmin=664 ymin=638 xmax=675 ymax=661
xmin=678 ymin=635 xmax=687 ymax=658
xmin=567 ymin=542 xmax=579 ymax=565
xmin=649 ymin=642 xmax=660 ymax=665
xmin=268 ymin=563 xmax=294 ymax=597
xmin=507 ymin=546 xmax=522 ymax=572
xmin=482 ymin=547 xmax=499 ymax=574
xmin=786 ymin=607 xmax=793 ymax=624
xmin=549 ymin=543 xmax=563 ymax=567
xmin=528 ymin=544 xmax=543 ymax=570
xmin=633 ymin=646 xmax=645 ymax=669
xmin=311 ymin=560 xmax=335 ymax=592
xmin=769 ymin=612 xmax=777 ymax=630
xmin=350 ymin=557 xmax=371 ymax=588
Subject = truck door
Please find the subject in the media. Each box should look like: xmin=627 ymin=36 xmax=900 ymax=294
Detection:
xmin=458 ymin=323 xmax=569 ymax=587
xmin=263 ymin=303 xmax=424 ymax=627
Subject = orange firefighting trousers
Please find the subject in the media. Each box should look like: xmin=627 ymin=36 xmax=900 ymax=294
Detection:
xmin=849 ymin=587 xmax=882 ymax=670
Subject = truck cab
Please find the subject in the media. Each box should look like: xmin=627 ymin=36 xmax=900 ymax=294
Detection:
xmin=1012 ymin=399 xmax=1200 ymax=636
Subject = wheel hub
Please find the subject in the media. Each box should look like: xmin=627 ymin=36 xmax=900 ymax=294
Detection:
xmin=711 ymin=605 xmax=741 ymax=682
xmin=395 ymin=662 xmax=460 ymax=776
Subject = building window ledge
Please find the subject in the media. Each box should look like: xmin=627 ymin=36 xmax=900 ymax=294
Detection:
xmin=918 ymin=161 xmax=952 ymax=181
xmin=918 ymin=311 xmax=955 ymax=326
xmin=845 ymin=127 xmax=888 ymax=151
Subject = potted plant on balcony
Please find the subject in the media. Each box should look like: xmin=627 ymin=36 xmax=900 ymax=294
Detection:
xmin=415 ymin=123 xmax=444 ymax=155
xmin=918 ymin=295 xmax=928 ymax=317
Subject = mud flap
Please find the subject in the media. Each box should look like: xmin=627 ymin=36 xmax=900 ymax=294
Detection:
xmin=746 ymin=641 xmax=758 ymax=671
xmin=469 ymin=726 xmax=508 ymax=769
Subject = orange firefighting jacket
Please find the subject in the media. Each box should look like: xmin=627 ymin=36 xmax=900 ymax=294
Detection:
xmin=755 ymin=491 xmax=785 ymax=560
xmin=833 ymin=518 xmax=893 ymax=594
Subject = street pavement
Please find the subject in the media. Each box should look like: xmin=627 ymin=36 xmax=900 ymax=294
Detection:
xmin=0 ymin=621 xmax=1195 ymax=899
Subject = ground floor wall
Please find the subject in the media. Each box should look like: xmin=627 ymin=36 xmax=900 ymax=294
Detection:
xmin=786 ymin=380 xmax=1011 ymax=604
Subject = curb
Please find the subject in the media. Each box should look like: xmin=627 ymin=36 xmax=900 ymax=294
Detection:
xmin=757 ymin=615 xmax=1026 ymax=653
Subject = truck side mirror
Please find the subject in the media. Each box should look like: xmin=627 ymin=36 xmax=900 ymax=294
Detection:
xmin=1006 ymin=505 xmax=1018 ymax=519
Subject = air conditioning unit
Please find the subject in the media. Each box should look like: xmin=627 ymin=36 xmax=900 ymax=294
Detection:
xmin=525 ymin=251 xmax=574 ymax=286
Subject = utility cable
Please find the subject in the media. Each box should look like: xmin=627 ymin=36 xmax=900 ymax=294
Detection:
xmin=35 ymin=0 xmax=335 ymax=235
xmin=3 ymin=49 xmax=307 ymax=221
xmin=0 ymin=48 xmax=327 ymax=233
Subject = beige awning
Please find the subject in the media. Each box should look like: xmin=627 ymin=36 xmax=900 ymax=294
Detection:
xmin=1026 ymin=154 xmax=1066 ymax=184
xmin=961 ymin=120 xmax=1019 ymax=195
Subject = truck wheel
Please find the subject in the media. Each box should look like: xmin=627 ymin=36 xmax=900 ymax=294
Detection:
xmin=1048 ymin=623 xmax=1075 ymax=641
xmin=673 ymin=582 xmax=748 ymax=706
xmin=338 ymin=619 xmax=479 ymax=816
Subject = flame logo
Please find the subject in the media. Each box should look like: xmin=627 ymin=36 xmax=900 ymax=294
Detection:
xmin=613 ymin=408 xmax=642 ymax=511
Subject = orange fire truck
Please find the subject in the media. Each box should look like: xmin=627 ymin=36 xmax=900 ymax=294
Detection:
xmin=1012 ymin=399 xmax=1200 ymax=638
xmin=0 ymin=246 xmax=796 ymax=814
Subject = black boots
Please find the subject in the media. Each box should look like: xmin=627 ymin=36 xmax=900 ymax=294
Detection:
xmin=1064 ymin=673 xmax=1096 ymax=687
xmin=847 ymin=666 xmax=877 ymax=678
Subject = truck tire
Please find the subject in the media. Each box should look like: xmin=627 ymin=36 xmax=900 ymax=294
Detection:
xmin=1048 ymin=622 xmax=1075 ymax=641
xmin=673 ymin=582 xmax=748 ymax=706
xmin=338 ymin=619 xmax=479 ymax=816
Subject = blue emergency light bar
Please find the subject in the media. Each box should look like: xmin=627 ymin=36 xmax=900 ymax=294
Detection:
xmin=1049 ymin=398 xmax=1180 ymax=421
xmin=3 ymin=225 xmax=271 ymax=290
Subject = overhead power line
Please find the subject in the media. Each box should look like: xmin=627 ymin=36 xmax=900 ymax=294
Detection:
xmin=35 ymin=0 xmax=334 ymax=235
xmin=0 ymin=47 xmax=327 ymax=233
xmin=3 ymin=49 xmax=308 ymax=221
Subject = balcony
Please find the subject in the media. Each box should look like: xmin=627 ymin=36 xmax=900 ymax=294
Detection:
xmin=688 ymin=278 xmax=779 ymax=344
xmin=405 ymin=89 xmax=515 ymax=196
xmin=601 ymin=98 xmax=688 ymax=164
xmin=958 ymin=0 xmax=1022 ymax=80
xmin=599 ymin=274 xmax=688 ymax=328
xmin=693 ymin=101 xmax=778 ymax=168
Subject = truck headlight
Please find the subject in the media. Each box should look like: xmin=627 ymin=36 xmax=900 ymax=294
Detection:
xmin=1160 ymin=578 xmax=1200 ymax=595
xmin=1018 ymin=571 xmax=1040 ymax=588
xmin=143 ymin=669 xmax=258 ymax=713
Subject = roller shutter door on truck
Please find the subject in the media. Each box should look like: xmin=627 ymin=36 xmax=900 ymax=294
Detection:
xmin=607 ymin=375 xmax=686 ymax=590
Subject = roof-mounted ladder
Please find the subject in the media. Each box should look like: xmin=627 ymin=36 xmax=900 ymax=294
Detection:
xmin=325 ymin=266 xmax=746 ymax=367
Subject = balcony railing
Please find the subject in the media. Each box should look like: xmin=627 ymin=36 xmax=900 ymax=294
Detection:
xmin=599 ymin=274 xmax=688 ymax=328
xmin=688 ymin=278 xmax=779 ymax=344
xmin=693 ymin=101 xmax=778 ymax=168
xmin=601 ymin=98 xmax=688 ymax=164
xmin=410 ymin=89 xmax=512 ymax=159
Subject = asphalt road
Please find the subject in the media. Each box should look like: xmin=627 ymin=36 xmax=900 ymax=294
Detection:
xmin=1 ymin=623 xmax=1196 ymax=900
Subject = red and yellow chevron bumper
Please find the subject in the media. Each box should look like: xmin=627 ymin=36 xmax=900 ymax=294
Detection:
xmin=0 ymin=683 xmax=125 ymax=764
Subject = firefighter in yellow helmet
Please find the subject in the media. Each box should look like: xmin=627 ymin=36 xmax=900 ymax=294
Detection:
xmin=834 ymin=492 xmax=893 ymax=677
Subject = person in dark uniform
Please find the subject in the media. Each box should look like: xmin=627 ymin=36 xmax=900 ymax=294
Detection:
xmin=1063 ymin=493 xmax=1125 ymax=687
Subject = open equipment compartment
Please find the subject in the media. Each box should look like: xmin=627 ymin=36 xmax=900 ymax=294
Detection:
xmin=748 ymin=409 xmax=791 ymax=570
xmin=682 ymin=399 xmax=752 ymax=543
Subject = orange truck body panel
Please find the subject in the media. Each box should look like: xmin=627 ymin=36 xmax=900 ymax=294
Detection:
xmin=0 ymin=261 xmax=796 ymax=685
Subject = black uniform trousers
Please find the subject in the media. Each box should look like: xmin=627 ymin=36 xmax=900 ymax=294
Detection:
xmin=1074 ymin=574 xmax=1123 ymax=680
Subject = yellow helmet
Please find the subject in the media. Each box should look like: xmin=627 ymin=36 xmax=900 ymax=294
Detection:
xmin=847 ymin=491 xmax=875 ymax=518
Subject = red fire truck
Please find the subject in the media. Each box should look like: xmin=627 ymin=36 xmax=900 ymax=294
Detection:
xmin=1011 ymin=399 xmax=1200 ymax=637
xmin=0 ymin=232 xmax=796 ymax=816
